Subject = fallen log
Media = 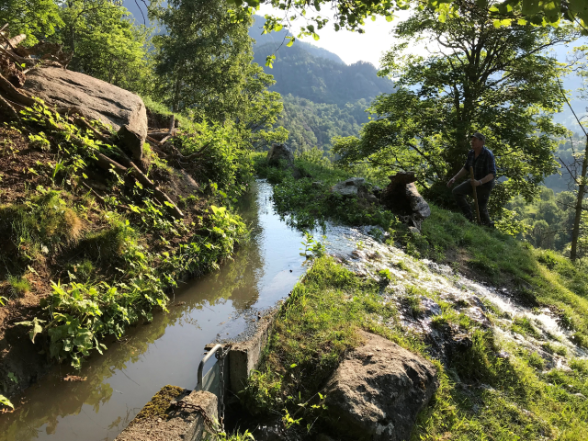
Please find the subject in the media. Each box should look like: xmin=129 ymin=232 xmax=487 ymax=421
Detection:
xmin=95 ymin=152 xmax=127 ymax=173
xmin=0 ymin=72 xmax=35 ymax=106
xmin=148 ymin=131 xmax=174 ymax=138
xmin=81 ymin=182 xmax=132 ymax=212
xmin=0 ymin=93 xmax=21 ymax=121
xmin=127 ymin=160 xmax=184 ymax=218
xmin=72 ymin=116 xmax=112 ymax=144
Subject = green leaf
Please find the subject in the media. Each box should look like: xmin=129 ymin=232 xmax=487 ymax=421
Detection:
xmin=0 ymin=394 xmax=14 ymax=410
xmin=265 ymin=54 xmax=276 ymax=69
xmin=16 ymin=317 xmax=46 ymax=344
xmin=522 ymin=0 xmax=541 ymax=15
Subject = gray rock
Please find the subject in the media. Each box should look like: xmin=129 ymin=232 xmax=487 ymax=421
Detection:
xmin=408 ymin=226 xmax=421 ymax=236
xmin=24 ymin=67 xmax=148 ymax=162
xmin=406 ymin=182 xmax=431 ymax=219
xmin=331 ymin=177 xmax=366 ymax=197
xmin=359 ymin=225 xmax=387 ymax=241
xmin=267 ymin=143 xmax=294 ymax=167
xmin=324 ymin=331 xmax=438 ymax=441
xmin=420 ymin=297 xmax=442 ymax=316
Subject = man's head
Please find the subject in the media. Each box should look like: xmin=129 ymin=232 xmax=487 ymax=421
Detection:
xmin=470 ymin=132 xmax=485 ymax=149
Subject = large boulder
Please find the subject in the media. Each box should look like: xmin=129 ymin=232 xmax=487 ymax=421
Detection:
xmin=324 ymin=331 xmax=438 ymax=441
xmin=23 ymin=67 xmax=147 ymax=162
xmin=267 ymin=143 xmax=295 ymax=168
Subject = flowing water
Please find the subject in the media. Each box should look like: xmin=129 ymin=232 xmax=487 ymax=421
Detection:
xmin=0 ymin=180 xmax=308 ymax=441
xmin=2 ymin=181 xmax=586 ymax=441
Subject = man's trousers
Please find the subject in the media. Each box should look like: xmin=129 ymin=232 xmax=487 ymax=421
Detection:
xmin=452 ymin=180 xmax=494 ymax=224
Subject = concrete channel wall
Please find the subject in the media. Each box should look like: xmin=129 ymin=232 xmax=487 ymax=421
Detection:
xmin=115 ymin=311 xmax=277 ymax=441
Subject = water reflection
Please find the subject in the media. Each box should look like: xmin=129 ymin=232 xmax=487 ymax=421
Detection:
xmin=0 ymin=181 xmax=306 ymax=441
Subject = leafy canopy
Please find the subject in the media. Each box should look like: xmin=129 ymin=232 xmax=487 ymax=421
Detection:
xmin=333 ymin=0 xmax=574 ymax=216
xmin=152 ymin=0 xmax=287 ymax=146
xmin=0 ymin=0 xmax=62 ymax=45
xmin=55 ymin=0 xmax=153 ymax=95
xmin=227 ymin=0 xmax=588 ymax=32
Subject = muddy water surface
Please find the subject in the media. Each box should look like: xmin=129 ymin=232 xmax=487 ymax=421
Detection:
xmin=0 ymin=180 xmax=307 ymax=441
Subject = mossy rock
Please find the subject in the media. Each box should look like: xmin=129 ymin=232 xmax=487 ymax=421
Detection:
xmin=132 ymin=385 xmax=188 ymax=424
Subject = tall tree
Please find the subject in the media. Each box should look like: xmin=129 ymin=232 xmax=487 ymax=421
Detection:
xmin=56 ymin=0 xmax=153 ymax=94
xmin=334 ymin=0 xmax=575 ymax=214
xmin=152 ymin=0 xmax=287 ymax=148
xmin=152 ymin=0 xmax=255 ymax=119
xmin=0 ymin=0 xmax=62 ymax=45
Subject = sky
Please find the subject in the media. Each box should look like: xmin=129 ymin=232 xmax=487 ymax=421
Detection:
xmin=256 ymin=5 xmax=411 ymax=68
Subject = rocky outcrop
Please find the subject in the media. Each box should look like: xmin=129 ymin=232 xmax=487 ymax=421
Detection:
xmin=267 ymin=143 xmax=295 ymax=167
xmin=23 ymin=67 xmax=148 ymax=162
xmin=331 ymin=178 xmax=379 ymax=204
xmin=324 ymin=331 xmax=438 ymax=441
xmin=381 ymin=172 xmax=431 ymax=230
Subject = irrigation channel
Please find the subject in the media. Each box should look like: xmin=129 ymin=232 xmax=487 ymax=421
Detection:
xmin=0 ymin=180 xmax=314 ymax=441
xmin=3 ymin=180 xmax=586 ymax=441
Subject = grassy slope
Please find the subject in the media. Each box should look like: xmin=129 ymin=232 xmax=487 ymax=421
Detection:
xmin=243 ymin=257 xmax=588 ymax=440
xmin=244 ymin=155 xmax=588 ymax=440
xmin=255 ymin=154 xmax=588 ymax=344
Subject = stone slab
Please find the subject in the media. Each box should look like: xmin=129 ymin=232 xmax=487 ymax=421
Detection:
xmin=228 ymin=310 xmax=277 ymax=393
xmin=114 ymin=386 xmax=218 ymax=441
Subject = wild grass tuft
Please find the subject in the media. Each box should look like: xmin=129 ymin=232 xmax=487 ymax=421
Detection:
xmin=511 ymin=316 xmax=541 ymax=339
xmin=8 ymin=275 xmax=31 ymax=296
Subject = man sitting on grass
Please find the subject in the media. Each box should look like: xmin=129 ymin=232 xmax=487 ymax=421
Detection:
xmin=446 ymin=133 xmax=497 ymax=226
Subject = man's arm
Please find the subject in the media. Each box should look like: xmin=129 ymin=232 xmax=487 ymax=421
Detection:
xmin=447 ymin=167 xmax=467 ymax=188
xmin=471 ymin=173 xmax=494 ymax=187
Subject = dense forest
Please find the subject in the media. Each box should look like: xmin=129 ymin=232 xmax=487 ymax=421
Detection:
xmin=3 ymin=0 xmax=588 ymax=440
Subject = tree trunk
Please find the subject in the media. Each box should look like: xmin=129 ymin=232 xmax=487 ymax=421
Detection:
xmin=570 ymin=134 xmax=588 ymax=261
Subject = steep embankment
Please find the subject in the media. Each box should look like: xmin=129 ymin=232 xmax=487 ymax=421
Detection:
xmin=0 ymin=66 xmax=249 ymax=406
xmin=237 ymin=155 xmax=588 ymax=440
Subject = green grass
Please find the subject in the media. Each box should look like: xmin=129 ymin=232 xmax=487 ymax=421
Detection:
xmin=418 ymin=207 xmax=588 ymax=343
xmin=241 ymin=257 xmax=410 ymax=422
xmin=256 ymin=156 xmax=588 ymax=345
xmin=254 ymin=154 xmax=397 ymax=230
xmin=240 ymin=256 xmax=588 ymax=440
xmin=511 ymin=317 xmax=541 ymax=339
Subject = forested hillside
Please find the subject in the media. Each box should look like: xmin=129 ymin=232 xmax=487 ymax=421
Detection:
xmin=250 ymin=15 xmax=394 ymax=153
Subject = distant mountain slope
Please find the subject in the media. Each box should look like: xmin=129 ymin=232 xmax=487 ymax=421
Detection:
xmin=249 ymin=15 xmax=394 ymax=152
xmin=278 ymin=95 xmax=370 ymax=152
xmin=253 ymin=42 xmax=394 ymax=107
xmin=249 ymin=15 xmax=344 ymax=64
